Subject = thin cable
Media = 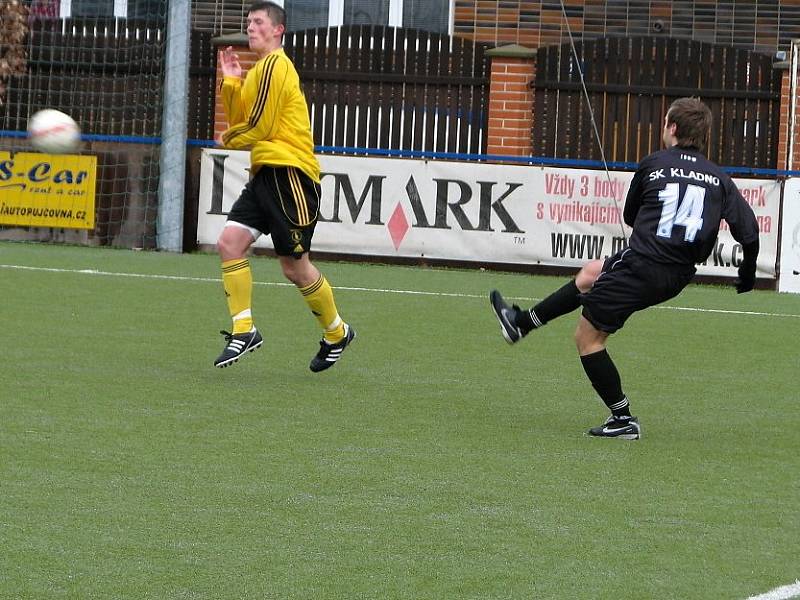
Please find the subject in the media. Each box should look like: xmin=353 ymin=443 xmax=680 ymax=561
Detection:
xmin=558 ymin=1 xmax=628 ymax=243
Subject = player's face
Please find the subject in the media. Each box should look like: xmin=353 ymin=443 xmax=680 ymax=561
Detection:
xmin=246 ymin=10 xmax=283 ymax=56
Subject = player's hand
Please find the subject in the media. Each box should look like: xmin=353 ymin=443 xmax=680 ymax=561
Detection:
xmin=219 ymin=46 xmax=242 ymax=79
xmin=734 ymin=265 xmax=756 ymax=294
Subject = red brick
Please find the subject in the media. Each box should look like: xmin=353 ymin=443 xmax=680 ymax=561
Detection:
xmin=492 ymin=109 xmax=529 ymax=119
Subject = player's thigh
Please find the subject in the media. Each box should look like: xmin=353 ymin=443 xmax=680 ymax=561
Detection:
xmin=580 ymin=251 xmax=650 ymax=332
xmin=217 ymin=223 xmax=255 ymax=259
xmin=582 ymin=251 xmax=694 ymax=332
xmin=643 ymin=262 xmax=695 ymax=304
xmin=265 ymin=167 xmax=321 ymax=258
xmin=226 ymin=174 xmax=273 ymax=238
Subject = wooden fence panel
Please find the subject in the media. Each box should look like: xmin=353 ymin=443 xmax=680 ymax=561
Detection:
xmin=388 ymin=29 xmax=405 ymax=150
xmin=284 ymin=25 xmax=490 ymax=155
xmin=532 ymin=36 xmax=782 ymax=168
xmin=533 ymin=43 xmax=559 ymax=157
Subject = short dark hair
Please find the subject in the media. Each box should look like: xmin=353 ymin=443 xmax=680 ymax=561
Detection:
xmin=666 ymin=97 xmax=712 ymax=152
xmin=248 ymin=1 xmax=286 ymax=31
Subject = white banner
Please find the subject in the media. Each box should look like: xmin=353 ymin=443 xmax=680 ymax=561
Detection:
xmin=197 ymin=150 xmax=780 ymax=279
xmin=779 ymin=178 xmax=800 ymax=293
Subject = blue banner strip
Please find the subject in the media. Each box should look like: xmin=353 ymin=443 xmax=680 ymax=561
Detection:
xmin=3 ymin=130 xmax=800 ymax=177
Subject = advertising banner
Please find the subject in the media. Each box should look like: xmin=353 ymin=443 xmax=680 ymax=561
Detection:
xmin=778 ymin=178 xmax=800 ymax=293
xmin=0 ymin=152 xmax=97 ymax=229
xmin=197 ymin=150 xmax=779 ymax=279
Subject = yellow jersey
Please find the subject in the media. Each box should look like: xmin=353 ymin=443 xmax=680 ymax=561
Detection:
xmin=220 ymin=48 xmax=320 ymax=182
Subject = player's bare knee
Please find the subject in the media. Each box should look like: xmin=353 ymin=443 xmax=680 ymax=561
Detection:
xmin=216 ymin=233 xmax=236 ymax=260
xmin=575 ymin=260 xmax=602 ymax=292
xmin=217 ymin=228 xmax=250 ymax=260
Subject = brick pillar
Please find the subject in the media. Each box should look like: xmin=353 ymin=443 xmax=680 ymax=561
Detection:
xmin=211 ymin=33 xmax=257 ymax=143
xmin=485 ymin=44 xmax=537 ymax=157
xmin=778 ymin=60 xmax=791 ymax=169
xmin=777 ymin=41 xmax=800 ymax=171
xmin=791 ymin=41 xmax=800 ymax=171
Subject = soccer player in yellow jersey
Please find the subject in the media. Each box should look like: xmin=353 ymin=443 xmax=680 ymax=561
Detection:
xmin=214 ymin=1 xmax=355 ymax=371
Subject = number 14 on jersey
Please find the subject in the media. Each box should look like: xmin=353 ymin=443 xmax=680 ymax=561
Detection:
xmin=657 ymin=183 xmax=706 ymax=242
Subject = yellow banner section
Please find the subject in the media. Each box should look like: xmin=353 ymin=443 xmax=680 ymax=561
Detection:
xmin=0 ymin=152 xmax=97 ymax=229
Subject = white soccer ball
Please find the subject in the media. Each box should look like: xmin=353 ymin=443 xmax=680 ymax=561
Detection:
xmin=27 ymin=109 xmax=81 ymax=154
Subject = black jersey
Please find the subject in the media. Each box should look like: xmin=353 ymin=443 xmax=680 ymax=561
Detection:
xmin=623 ymin=146 xmax=759 ymax=265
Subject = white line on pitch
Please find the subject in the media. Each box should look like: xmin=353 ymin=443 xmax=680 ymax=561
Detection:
xmin=2 ymin=263 xmax=800 ymax=319
xmin=746 ymin=580 xmax=800 ymax=600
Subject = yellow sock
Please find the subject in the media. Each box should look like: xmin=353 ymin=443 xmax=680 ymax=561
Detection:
xmin=299 ymin=275 xmax=346 ymax=342
xmin=221 ymin=258 xmax=253 ymax=334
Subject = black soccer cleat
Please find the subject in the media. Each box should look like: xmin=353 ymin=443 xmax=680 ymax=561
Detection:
xmin=214 ymin=328 xmax=263 ymax=368
xmin=489 ymin=289 xmax=525 ymax=344
xmin=588 ymin=415 xmax=641 ymax=440
xmin=309 ymin=324 xmax=356 ymax=372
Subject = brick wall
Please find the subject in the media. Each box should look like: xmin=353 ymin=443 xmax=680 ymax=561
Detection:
xmin=779 ymin=67 xmax=791 ymax=170
xmin=791 ymin=47 xmax=800 ymax=171
xmin=777 ymin=42 xmax=800 ymax=171
xmin=453 ymin=0 xmax=800 ymax=56
xmin=486 ymin=46 xmax=536 ymax=157
xmin=792 ymin=61 xmax=800 ymax=171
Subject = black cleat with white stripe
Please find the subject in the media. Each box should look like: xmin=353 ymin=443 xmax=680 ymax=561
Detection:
xmin=309 ymin=324 xmax=356 ymax=372
xmin=588 ymin=415 xmax=641 ymax=440
xmin=214 ymin=328 xmax=263 ymax=368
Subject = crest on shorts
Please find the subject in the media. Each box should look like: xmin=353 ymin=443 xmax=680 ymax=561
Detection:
xmin=290 ymin=229 xmax=305 ymax=254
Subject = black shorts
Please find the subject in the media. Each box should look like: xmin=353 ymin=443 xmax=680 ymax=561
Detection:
xmin=227 ymin=165 xmax=321 ymax=258
xmin=579 ymin=248 xmax=696 ymax=333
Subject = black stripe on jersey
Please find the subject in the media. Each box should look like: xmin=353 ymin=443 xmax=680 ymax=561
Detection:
xmin=248 ymin=55 xmax=278 ymax=127
xmin=222 ymin=122 xmax=248 ymax=146
xmin=223 ymin=55 xmax=279 ymax=145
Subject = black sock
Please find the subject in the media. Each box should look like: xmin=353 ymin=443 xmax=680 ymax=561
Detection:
xmin=580 ymin=349 xmax=631 ymax=418
xmin=515 ymin=280 xmax=581 ymax=333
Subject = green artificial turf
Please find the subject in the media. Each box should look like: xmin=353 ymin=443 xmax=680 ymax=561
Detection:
xmin=1 ymin=241 xmax=798 ymax=599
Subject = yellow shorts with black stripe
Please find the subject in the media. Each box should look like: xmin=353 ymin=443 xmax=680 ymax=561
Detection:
xmin=227 ymin=166 xmax=321 ymax=258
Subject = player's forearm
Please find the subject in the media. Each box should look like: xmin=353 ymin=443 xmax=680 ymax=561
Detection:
xmin=221 ymin=127 xmax=261 ymax=149
xmin=223 ymin=109 xmax=278 ymax=149
xmin=740 ymin=239 xmax=759 ymax=270
xmin=220 ymin=77 xmax=246 ymax=126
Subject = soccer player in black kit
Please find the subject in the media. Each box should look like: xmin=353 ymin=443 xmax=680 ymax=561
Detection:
xmin=489 ymin=97 xmax=760 ymax=440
